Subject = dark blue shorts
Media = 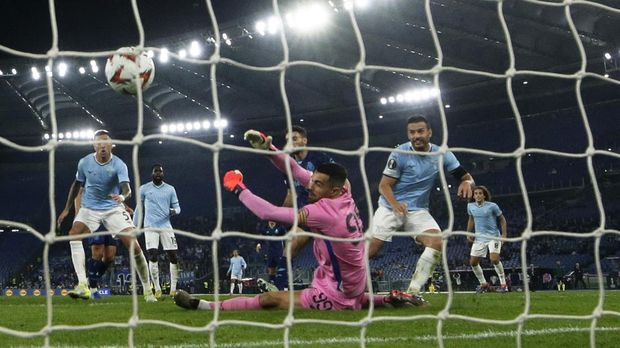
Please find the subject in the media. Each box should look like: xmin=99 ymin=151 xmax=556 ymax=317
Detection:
xmin=88 ymin=233 xmax=120 ymax=247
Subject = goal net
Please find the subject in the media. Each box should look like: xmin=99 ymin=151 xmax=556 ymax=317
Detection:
xmin=0 ymin=0 xmax=619 ymax=347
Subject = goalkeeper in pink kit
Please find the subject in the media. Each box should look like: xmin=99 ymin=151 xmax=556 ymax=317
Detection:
xmin=174 ymin=130 xmax=426 ymax=311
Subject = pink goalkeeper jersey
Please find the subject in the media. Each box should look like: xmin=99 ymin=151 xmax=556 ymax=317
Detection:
xmin=303 ymin=188 xmax=366 ymax=298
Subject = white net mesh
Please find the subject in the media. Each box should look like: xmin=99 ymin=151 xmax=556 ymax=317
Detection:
xmin=1 ymin=0 xmax=619 ymax=347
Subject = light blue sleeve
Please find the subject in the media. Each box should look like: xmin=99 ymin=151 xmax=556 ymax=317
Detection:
xmin=241 ymin=257 xmax=247 ymax=269
xmin=76 ymin=158 xmax=85 ymax=183
xmin=382 ymin=150 xmax=402 ymax=179
xmin=443 ymin=150 xmax=461 ymax=172
xmin=493 ymin=203 xmax=502 ymax=217
xmin=170 ymin=186 xmax=181 ymax=214
xmin=116 ymin=159 xmax=130 ymax=183
xmin=467 ymin=203 xmax=472 ymax=216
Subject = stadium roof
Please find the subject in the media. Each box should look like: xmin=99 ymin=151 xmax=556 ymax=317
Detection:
xmin=0 ymin=0 xmax=619 ymax=146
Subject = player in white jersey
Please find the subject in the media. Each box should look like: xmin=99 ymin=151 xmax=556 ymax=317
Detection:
xmin=57 ymin=130 xmax=157 ymax=302
xmin=369 ymin=115 xmax=474 ymax=301
xmin=466 ymin=186 xmax=508 ymax=292
xmin=227 ymin=250 xmax=247 ymax=294
xmin=135 ymin=163 xmax=181 ymax=299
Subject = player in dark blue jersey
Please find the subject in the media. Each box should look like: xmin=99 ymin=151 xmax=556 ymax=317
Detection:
xmin=275 ymin=125 xmax=335 ymax=290
xmin=256 ymin=221 xmax=287 ymax=289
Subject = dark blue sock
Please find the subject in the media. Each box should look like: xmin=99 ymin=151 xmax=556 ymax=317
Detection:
xmin=88 ymin=260 xmax=108 ymax=289
xmin=87 ymin=259 xmax=99 ymax=289
xmin=274 ymin=257 xmax=288 ymax=290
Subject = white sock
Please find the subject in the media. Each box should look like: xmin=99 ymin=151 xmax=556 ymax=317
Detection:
xmin=149 ymin=261 xmax=161 ymax=291
xmin=472 ymin=264 xmax=487 ymax=285
xmin=134 ymin=252 xmax=152 ymax=293
xmin=170 ymin=263 xmax=179 ymax=293
xmin=198 ymin=300 xmax=212 ymax=310
xmin=494 ymin=261 xmax=506 ymax=286
xmin=70 ymin=241 xmax=87 ymax=284
xmin=407 ymin=247 xmax=441 ymax=294
xmin=230 ymin=283 xmax=235 ymax=294
xmin=238 ymin=283 xmax=243 ymax=294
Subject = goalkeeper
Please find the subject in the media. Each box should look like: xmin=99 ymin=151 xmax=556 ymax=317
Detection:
xmin=174 ymin=130 xmax=426 ymax=310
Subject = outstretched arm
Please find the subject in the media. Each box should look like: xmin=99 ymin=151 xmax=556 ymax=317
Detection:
xmin=244 ymin=130 xmax=312 ymax=188
xmin=223 ymin=170 xmax=305 ymax=226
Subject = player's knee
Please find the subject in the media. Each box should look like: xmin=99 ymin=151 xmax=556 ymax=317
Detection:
xmin=258 ymin=293 xmax=281 ymax=309
xmin=147 ymin=249 xmax=159 ymax=263
xmin=470 ymin=259 xmax=479 ymax=266
xmin=368 ymin=238 xmax=384 ymax=258
xmin=166 ymin=251 xmax=178 ymax=264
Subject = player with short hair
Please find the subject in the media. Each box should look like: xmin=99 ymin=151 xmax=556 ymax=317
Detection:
xmin=227 ymin=249 xmax=247 ymax=294
xmin=466 ymin=186 xmax=508 ymax=292
xmin=135 ymin=163 xmax=181 ymax=299
xmin=174 ymin=130 xmax=424 ymax=311
xmin=255 ymin=221 xmax=286 ymax=292
xmin=368 ymin=115 xmax=474 ymax=301
xmin=57 ymin=129 xmax=156 ymax=302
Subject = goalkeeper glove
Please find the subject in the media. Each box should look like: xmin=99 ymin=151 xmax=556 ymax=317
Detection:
xmin=244 ymin=129 xmax=273 ymax=150
xmin=223 ymin=170 xmax=247 ymax=195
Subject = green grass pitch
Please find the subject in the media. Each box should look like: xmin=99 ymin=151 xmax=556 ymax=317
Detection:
xmin=1 ymin=291 xmax=619 ymax=347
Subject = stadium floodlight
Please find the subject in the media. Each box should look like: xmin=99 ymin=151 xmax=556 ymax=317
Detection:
xmin=213 ymin=118 xmax=228 ymax=129
xmin=58 ymin=133 xmax=64 ymax=139
xmin=176 ymin=122 xmax=185 ymax=132
xmin=255 ymin=20 xmax=266 ymax=36
xmin=396 ymin=94 xmax=404 ymax=103
xmin=378 ymin=115 xmax=384 ymax=119
xmin=202 ymin=120 xmax=211 ymax=129
xmin=229 ymin=134 xmax=235 ymax=138
xmin=267 ymin=16 xmax=280 ymax=35
xmin=185 ymin=122 xmax=193 ymax=131
xmin=445 ymin=104 xmax=451 ymax=108
xmin=604 ymin=74 xmax=609 ymax=78
xmin=286 ymin=3 xmax=330 ymax=33
xmin=161 ymin=124 xmax=169 ymax=133
xmin=91 ymin=65 xmax=99 ymax=73
xmin=604 ymin=52 xmax=612 ymax=60
xmin=43 ymin=133 xmax=50 ymax=140
xmin=523 ymin=81 xmax=528 ymax=85
xmin=193 ymin=121 xmax=201 ymax=130
xmin=189 ymin=41 xmax=201 ymax=57
xmin=11 ymin=68 xmax=17 ymax=74
xmin=160 ymin=48 xmax=169 ymax=63
xmin=85 ymin=129 xmax=94 ymax=139
xmin=72 ymin=131 xmax=79 ymax=139
xmin=89 ymin=59 xmax=97 ymax=67
xmin=31 ymin=67 xmax=40 ymax=80
xmin=58 ymin=62 xmax=68 ymax=77
xmin=388 ymin=96 xmax=395 ymax=103
xmin=178 ymin=49 xmax=187 ymax=59
xmin=225 ymin=39 xmax=232 ymax=46
xmin=169 ymin=124 xmax=177 ymax=133
xmin=222 ymin=33 xmax=228 ymax=40
xmin=78 ymin=67 xmax=86 ymax=74
xmin=380 ymin=97 xmax=387 ymax=104
xmin=147 ymin=50 xmax=155 ymax=58
xmin=65 ymin=132 xmax=72 ymax=139
xmin=0 ymin=70 xmax=3 ymax=75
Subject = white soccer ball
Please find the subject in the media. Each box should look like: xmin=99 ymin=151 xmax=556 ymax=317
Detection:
xmin=105 ymin=47 xmax=155 ymax=95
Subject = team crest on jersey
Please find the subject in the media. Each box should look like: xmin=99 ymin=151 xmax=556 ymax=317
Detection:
xmin=387 ymin=159 xmax=396 ymax=169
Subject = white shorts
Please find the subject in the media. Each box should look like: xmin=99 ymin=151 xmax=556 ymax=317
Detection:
xmin=74 ymin=205 xmax=134 ymax=236
xmin=144 ymin=229 xmax=178 ymax=251
xmin=230 ymin=273 xmax=243 ymax=281
xmin=371 ymin=206 xmax=440 ymax=242
xmin=470 ymin=240 xmax=502 ymax=258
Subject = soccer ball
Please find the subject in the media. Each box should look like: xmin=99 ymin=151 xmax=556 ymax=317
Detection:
xmin=105 ymin=47 xmax=155 ymax=95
